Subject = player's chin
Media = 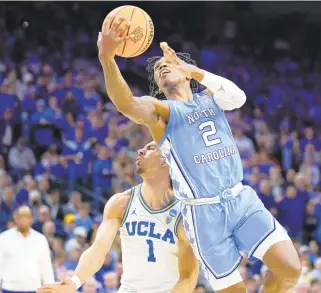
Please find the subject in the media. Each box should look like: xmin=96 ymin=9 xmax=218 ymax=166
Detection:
xmin=135 ymin=165 xmax=144 ymax=175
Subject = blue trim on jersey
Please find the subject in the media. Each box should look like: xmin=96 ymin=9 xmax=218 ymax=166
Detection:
xmin=120 ymin=188 xmax=135 ymax=227
xmin=174 ymin=213 xmax=182 ymax=237
xmin=139 ymin=185 xmax=179 ymax=214
xmin=190 ymin=205 xmax=243 ymax=279
xmin=168 ymin=138 xmax=198 ymax=199
xmin=247 ymin=216 xmax=276 ymax=258
xmin=158 ymin=101 xmax=174 ymax=146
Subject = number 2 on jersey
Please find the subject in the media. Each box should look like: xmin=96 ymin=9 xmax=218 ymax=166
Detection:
xmin=146 ymin=239 xmax=156 ymax=262
xmin=199 ymin=120 xmax=222 ymax=147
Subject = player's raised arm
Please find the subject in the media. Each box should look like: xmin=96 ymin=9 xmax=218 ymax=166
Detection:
xmin=171 ymin=220 xmax=199 ymax=293
xmin=36 ymin=191 xmax=130 ymax=293
xmin=97 ymin=17 xmax=169 ymax=128
xmin=161 ymin=42 xmax=247 ymax=111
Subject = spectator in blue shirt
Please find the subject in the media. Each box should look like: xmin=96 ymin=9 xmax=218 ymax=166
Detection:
xmin=92 ymin=146 xmax=114 ymax=205
xmin=277 ymin=185 xmax=307 ymax=238
xmin=62 ymin=126 xmax=93 ymax=190
xmin=45 ymin=96 xmax=68 ymax=131
xmin=62 ymin=91 xmax=81 ymax=121
xmin=89 ymin=115 xmax=108 ymax=144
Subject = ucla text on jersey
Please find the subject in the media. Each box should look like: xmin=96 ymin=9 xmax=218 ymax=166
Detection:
xmin=118 ymin=185 xmax=182 ymax=292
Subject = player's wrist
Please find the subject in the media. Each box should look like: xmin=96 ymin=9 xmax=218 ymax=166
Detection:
xmin=190 ymin=66 xmax=205 ymax=82
xmin=71 ymin=276 xmax=82 ymax=290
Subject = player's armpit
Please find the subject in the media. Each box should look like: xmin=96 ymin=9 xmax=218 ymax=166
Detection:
xmin=124 ymin=96 xmax=169 ymax=143
xmin=73 ymin=191 xmax=130 ymax=285
xmin=199 ymin=70 xmax=247 ymax=111
xmin=171 ymin=221 xmax=199 ymax=293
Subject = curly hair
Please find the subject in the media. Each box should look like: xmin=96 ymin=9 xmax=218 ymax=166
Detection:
xmin=145 ymin=52 xmax=203 ymax=100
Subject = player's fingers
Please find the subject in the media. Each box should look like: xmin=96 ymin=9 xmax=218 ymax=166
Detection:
xmin=117 ymin=33 xmax=135 ymax=44
xmin=116 ymin=20 xmax=131 ymax=35
xmin=111 ymin=16 xmax=127 ymax=32
xmin=97 ymin=32 xmax=102 ymax=47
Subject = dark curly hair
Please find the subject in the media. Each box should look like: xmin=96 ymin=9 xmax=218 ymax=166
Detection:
xmin=146 ymin=52 xmax=203 ymax=100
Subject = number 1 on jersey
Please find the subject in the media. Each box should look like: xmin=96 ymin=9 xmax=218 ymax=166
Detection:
xmin=146 ymin=239 xmax=156 ymax=262
xmin=199 ymin=120 xmax=222 ymax=147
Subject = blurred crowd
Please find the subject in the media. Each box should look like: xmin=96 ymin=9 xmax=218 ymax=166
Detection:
xmin=1 ymin=2 xmax=321 ymax=293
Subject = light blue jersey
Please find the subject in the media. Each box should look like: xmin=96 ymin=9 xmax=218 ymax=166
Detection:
xmin=159 ymin=91 xmax=243 ymax=199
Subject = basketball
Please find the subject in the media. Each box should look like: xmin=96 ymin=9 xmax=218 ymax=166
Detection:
xmin=102 ymin=6 xmax=154 ymax=58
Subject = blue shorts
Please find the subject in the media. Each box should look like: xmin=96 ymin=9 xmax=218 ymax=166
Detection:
xmin=181 ymin=185 xmax=290 ymax=291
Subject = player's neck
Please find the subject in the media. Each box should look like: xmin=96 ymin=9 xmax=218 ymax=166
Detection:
xmin=165 ymin=84 xmax=193 ymax=102
xmin=141 ymin=178 xmax=174 ymax=210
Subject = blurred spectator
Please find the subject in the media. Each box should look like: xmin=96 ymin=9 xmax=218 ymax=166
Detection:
xmin=75 ymin=202 xmax=93 ymax=231
xmin=0 ymin=186 xmax=16 ymax=232
xmin=82 ymin=278 xmax=99 ymax=293
xmin=65 ymin=226 xmax=87 ymax=253
xmin=8 ymin=137 xmax=36 ymax=179
xmin=308 ymin=258 xmax=321 ymax=281
xmin=92 ymin=146 xmax=114 ymax=202
xmin=44 ymin=189 xmax=65 ymax=221
xmin=102 ymin=272 xmax=119 ymax=293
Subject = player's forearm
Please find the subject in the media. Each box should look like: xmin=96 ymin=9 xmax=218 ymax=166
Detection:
xmin=73 ymin=245 xmax=107 ymax=284
xmin=100 ymin=57 xmax=135 ymax=113
xmin=192 ymin=68 xmax=247 ymax=110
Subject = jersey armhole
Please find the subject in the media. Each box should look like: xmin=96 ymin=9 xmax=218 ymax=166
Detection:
xmin=120 ymin=188 xmax=135 ymax=227
xmin=158 ymin=101 xmax=175 ymax=146
xmin=174 ymin=213 xmax=183 ymax=238
xmin=200 ymin=89 xmax=225 ymax=113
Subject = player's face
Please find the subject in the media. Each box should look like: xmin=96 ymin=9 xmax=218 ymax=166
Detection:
xmin=136 ymin=141 xmax=166 ymax=175
xmin=154 ymin=58 xmax=186 ymax=94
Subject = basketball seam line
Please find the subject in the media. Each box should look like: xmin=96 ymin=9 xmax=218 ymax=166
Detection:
xmin=121 ymin=7 xmax=136 ymax=55
xmin=129 ymin=10 xmax=149 ymax=57
xmin=108 ymin=6 xmax=127 ymax=30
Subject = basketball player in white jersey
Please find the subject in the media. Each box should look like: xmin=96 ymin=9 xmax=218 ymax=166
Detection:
xmin=37 ymin=141 xmax=198 ymax=293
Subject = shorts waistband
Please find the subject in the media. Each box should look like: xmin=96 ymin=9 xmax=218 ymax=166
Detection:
xmin=181 ymin=182 xmax=244 ymax=206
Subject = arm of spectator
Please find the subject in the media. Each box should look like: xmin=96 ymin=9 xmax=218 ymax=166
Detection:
xmin=171 ymin=218 xmax=199 ymax=293
xmin=0 ymin=234 xmax=3 ymax=282
xmin=40 ymin=235 xmax=55 ymax=284
xmin=27 ymin=148 xmax=37 ymax=168
xmin=8 ymin=148 xmax=21 ymax=169
xmin=37 ymin=190 xmax=131 ymax=293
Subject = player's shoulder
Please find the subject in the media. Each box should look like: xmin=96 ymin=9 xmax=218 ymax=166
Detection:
xmin=104 ymin=188 xmax=135 ymax=220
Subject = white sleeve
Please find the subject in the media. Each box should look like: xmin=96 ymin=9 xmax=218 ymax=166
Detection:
xmin=0 ymin=234 xmax=3 ymax=282
xmin=40 ymin=236 xmax=55 ymax=284
xmin=199 ymin=70 xmax=246 ymax=111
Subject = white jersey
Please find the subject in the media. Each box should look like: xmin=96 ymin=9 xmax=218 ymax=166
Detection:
xmin=119 ymin=184 xmax=182 ymax=293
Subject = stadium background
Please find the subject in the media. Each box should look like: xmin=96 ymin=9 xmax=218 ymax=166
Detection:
xmin=1 ymin=1 xmax=321 ymax=292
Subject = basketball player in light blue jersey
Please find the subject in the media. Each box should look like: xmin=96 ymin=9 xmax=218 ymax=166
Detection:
xmin=97 ymin=16 xmax=301 ymax=293
xmin=37 ymin=141 xmax=198 ymax=293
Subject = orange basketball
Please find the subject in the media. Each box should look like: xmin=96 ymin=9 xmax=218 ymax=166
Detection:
xmin=102 ymin=6 xmax=154 ymax=58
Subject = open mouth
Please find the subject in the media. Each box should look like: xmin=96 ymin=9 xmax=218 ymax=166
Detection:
xmin=159 ymin=69 xmax=170 ymax=78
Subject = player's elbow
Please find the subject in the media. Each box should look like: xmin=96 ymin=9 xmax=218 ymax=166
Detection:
xmin=236 ymin=89 xmax=247 ymax=108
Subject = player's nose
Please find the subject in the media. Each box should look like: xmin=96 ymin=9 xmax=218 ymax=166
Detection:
xmin=138 ymin=149 xmax=144 ymax=156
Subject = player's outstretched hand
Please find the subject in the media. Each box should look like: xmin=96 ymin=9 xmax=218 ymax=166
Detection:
xmin=37 ymin=276 xmax=77 ymax=293
xmin=98 ymin=16 xmax=133 ymax=60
